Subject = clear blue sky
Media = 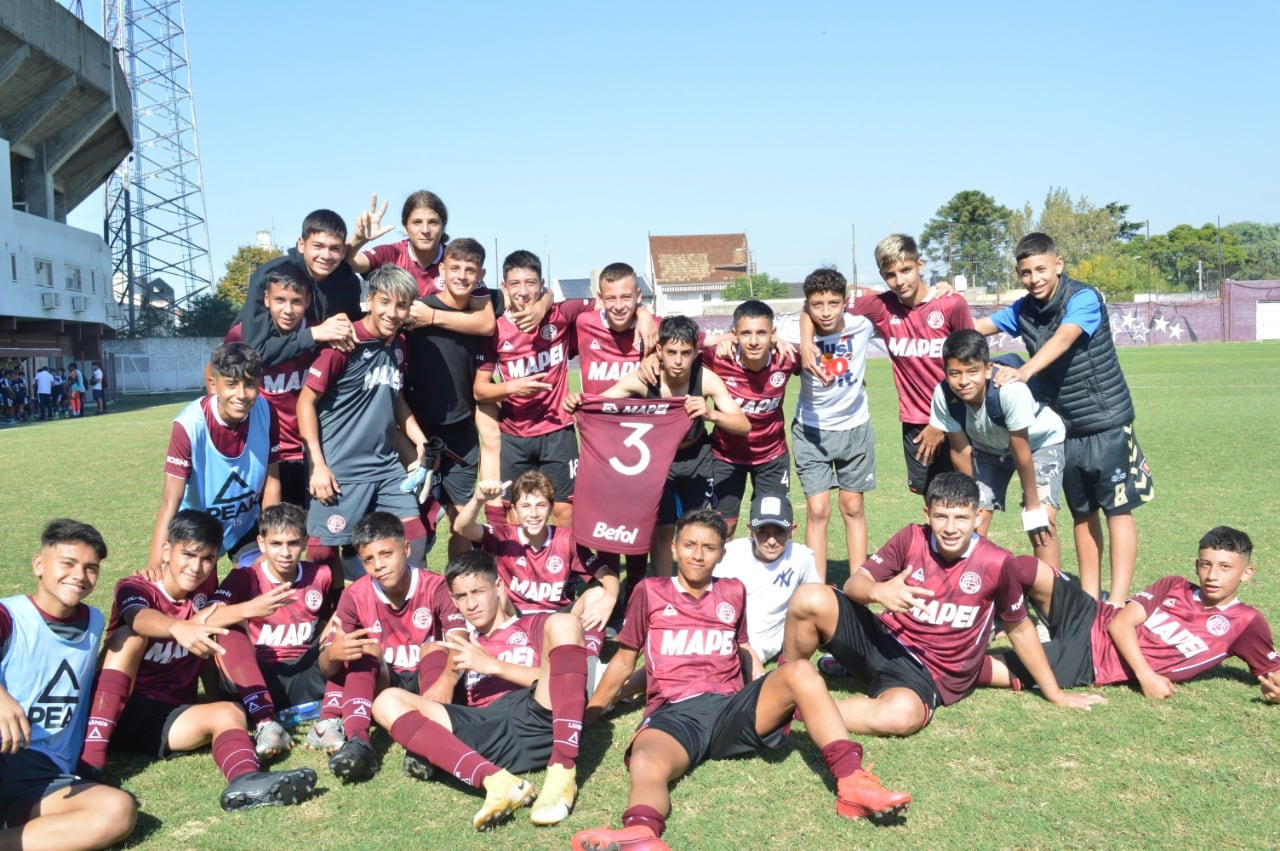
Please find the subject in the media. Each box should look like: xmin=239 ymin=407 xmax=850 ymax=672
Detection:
xmin=68 ymin=1 xmax=1280 ymax=290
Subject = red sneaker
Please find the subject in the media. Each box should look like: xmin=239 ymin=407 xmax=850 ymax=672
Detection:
xmin=571 ymin=824 xmax=671 ymax=850
xmin=836 ymin=767 xmax=912 ymax=820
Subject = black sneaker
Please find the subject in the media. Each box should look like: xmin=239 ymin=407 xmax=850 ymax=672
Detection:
xmin=402 ymin=751 xmax=435 ymax=781
xmin=220 ymin=769 xmax=317 ymax=811
xmin=328 ymin=738 xmax=378 ymax=782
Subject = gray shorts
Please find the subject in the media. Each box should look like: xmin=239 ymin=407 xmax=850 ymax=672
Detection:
xmin=791 ymin=418 xmax=877 ymax=498
xmin=973 ymin=443 xmax=1064 ymax=512
xmin=307 ymin=473 xmax=419 ymax=545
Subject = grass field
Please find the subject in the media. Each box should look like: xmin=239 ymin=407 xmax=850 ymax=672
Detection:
xmin=2 ymin=342 xmax=1278 ymax=849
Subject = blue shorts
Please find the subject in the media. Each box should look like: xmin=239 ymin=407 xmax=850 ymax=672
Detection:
xmin=0 ymin=749 xmax=91 ymax=828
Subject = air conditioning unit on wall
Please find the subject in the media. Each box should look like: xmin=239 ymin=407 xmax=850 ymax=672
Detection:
xmin=40 ymin=292 xmax=61 ymax=309
xmin=71 ymin=296 xmax=88 ymax=311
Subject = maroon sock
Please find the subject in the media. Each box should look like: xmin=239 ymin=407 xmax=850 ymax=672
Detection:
xmin=389 ymin=713 xmax=499 ymax=788
xmin=212 ymin=729 xmax=259 ymax=782
xmin=547 ymin=644 xmax=587 ymax=769
xmin=320 ymin=678 xmax=345 ymax=721
xmin=976 ymin=654 xmax=994 ymax=687
xmin=821 ymin=739 xmax=864 ymax=780
xmin=416 ymin=647 xmax=449 ymax=696
xmin=80 ymin=669 xmax=131 ymax=770
xmin=622 ymin=804 xmax=666 ymax=837
xmin=307 ymin=539 xmax=342 ymax=577
xmin=340 ymin=657 xmax=377 ymax=742
xmin=218 ymin=628 xmax=275 ymax=725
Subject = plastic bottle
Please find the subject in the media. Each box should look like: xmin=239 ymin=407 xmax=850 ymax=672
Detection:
xmin=277 ymin=700 xmax=321 ymax=728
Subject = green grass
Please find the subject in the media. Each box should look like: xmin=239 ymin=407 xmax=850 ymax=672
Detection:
xmin=2 ymin=342 xmax=1279 ymax=849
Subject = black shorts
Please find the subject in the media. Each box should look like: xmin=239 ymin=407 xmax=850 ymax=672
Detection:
xmin=0 ymin=749 xmax=92 ymax=828
xmin=278 ymin=459 xmax=309 ymax=509
xmin=999 ymin=573 xmax=1098 ymax=689
xmin=627 ymin=677 xmax=787 ymax=771
xmin=444 ymin=685 xmax=552 ymax=775
xmin=711 ymin=452 xmax=790 ymax=522
xmin=263 ymin=649 xmax=327 ymax=708
xmin=822 ymin=589 xmax=942 ymax=716
xmin=389 ymin=668 xmax=420 ymax=693
xmin=1062 ymin=423 xmax=1154 ymax=519
xmin=658 ymin=439 xmax=715 ymax=525
xmin=429 ymin=419 xmax=480 ymax=508
xmin=112 ymin=696 xmax=190 ymax=759
xmin=500 ymin=426 xmax=579 ymax=500
xmin=902 ymin=422 xmax=954 ymax=496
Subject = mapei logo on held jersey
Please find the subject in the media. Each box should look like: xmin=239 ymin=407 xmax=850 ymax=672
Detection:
xmin=716 ymin=602 xmax=737 ymax=625
xmin=413 ymin=607 xmax=433 ymax=630
xmin=958 ymin=571 xmax=982 ymax=594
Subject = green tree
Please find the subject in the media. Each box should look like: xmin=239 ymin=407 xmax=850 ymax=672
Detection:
xmin=1074 ymin=254 xmax=1169 ymax=301
xmin=215 ymin=244 xmax=283 ymax=308
xmin=1223 ymin=221 xmax=1280 ymax=280
xmin=721 ymin=273 xmax=789 ymax=301
xmin=920 ymin=190 xmax=1015 ymax=291
xmin=1029 ymin=188 xmax=1134 ymax=264
xmin=1123 ymin=224 xmax=1245 ymax=291
xmin=177 ymin=293 xmax=240 ymax=337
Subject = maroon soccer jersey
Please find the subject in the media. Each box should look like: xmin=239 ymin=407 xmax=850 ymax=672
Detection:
xmin=163 ymin=395 xmax=282 ymax=478
xmin=478 ymin=298 xmax=591 ymax=437
xmin=333 ymin=568 xmax=462 ymax=674
xmin=574 ymin=311 xmax=650 ymax=394
xmin=617 ymin=576 xmax=749 ymax=717
xmin=849 ymin=291 xmax=973 ymax=425
xmin=224 ymin=322 xmax=313 ymax=462
xmin=213 ymin=561 xmax=337 ymax=665
xmin=1090 ymin=575 xmax=1280 ymax=686
xmin=461 ymin=611 xmax=550 ymax=708
xmin=481 ymin=521 xmax=587 ymax=613
xmin=108 ymin=576 xmax=215 ymax=706
xmin=362 ymin=240 xmax=442 ymax=298
xmin=701 ymin=346 xmax=799 ymax=466
xmin=861 ymin=524 xmax=1029 ymax=705
xmin=572 ymin=395 xmax=694 ymax=555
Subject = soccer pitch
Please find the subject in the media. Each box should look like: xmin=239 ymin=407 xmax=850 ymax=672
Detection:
xmin=1 ymin=342 xmax=1277 ymax=849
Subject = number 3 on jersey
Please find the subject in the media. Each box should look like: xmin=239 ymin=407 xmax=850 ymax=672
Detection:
xmin=608 ymin=422 xmax=652 ymax=476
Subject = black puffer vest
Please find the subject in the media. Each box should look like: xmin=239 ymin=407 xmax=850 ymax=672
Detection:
xmin=1016 ymin=276 xmax=1133 ymax=437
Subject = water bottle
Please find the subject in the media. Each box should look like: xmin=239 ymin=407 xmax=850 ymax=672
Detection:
xmin=277 ymin=701 xmax=321 ymax=728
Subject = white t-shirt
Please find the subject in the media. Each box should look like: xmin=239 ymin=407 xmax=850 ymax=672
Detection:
xmin=712 ymin=537 xmax=819 ymax=661
xmin=34 ymin=371 xmax=53 ymax=395
xmin=928 ymin=379 xmax=1066 ymax=457
xmin=776 ymin=312 xmax=874 ymax=429
xmin=91 ymin=367 xmax=103 ymax=391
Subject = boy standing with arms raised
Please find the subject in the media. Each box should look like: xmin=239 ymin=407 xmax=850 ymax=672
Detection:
xmin=974 ymin=232 xmax=1153 ymax=602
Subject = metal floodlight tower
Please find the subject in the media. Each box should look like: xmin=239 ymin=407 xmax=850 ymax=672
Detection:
xmin=103 ymin=0 xmax=213 ymax=332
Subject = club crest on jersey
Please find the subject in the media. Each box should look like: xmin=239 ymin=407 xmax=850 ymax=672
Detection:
xmin=769 ymin=371 xmax=786 ymax=387
xmin=193 ymin=592 xmax=209 ymax=609
xmin=927 ymin=310 xmax=945 ymax=330
xmin=394 ymin=348 xmax=405 ymax=366
xmin=546 ymin=555 xmax=565 ymax=575
xmin=508 ymin=631 xmax=529 ymax=645
xmin=413 ymin=608 xmax=433 ymax=630
xmin=327 ymin=515 xmax=347 ymax=534
xmin=716 ymin=602 xmax=737 ymax=625
xmin=541 ymin=324 xmax=557 ymax=341
xmin=305 ymin=589 xmax=323 ymax=611
xmin=1206 ymin=614 xmax=1230 ymax=637
xmin=959 ymin=572 xmax=982 ymax=594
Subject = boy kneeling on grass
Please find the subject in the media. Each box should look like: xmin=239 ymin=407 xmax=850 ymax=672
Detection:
xmin=79 ymin=510 xmax=316 ymax=812
xmin=1 ymin=520 xmax=137 ymax=849
xmin=572 ymin=508 xmax=910 ymax=851
xmin=373 ymin=550 xmax=588 ymax=832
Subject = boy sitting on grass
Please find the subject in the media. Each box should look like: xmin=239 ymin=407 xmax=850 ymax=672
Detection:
xmin=1 ymin=520 xmax=137 ymax=849
xmin=79 ymin=510 xmax=316 ymax=812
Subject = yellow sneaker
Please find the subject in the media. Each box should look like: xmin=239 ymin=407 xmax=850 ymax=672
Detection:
xmin=530 ymin=763 xmax=577 ymax=826
xmin=473 ymin=769 xmax=535 ymax=832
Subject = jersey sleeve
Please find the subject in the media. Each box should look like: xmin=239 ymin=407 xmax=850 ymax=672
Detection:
xmin=333 ymin=585 xmax=362 ymax=632
xmin=847 ymin=292 xmax=886 ymax=322
xmin=213 ymin=567 xmax=255 ymax=605
xmin=861 ymin=527 xmax=913 ymax=581
xmin=224 ymin=323 xmax=244 ymax=344
xmin=164 ymin=419 xmax=193 ymax=479
xmin=995 ymin=555 xmax=1032 ymax=625
xmin=615 ymin=582 xmax=649 ymax=651
xmin=942 ymin=294 xmax=975 ymax=330
xmin=774 ymin=314 xmax=802 ymax=346
xmin=115 ymin=577 xmax=158 ymax=626
xmin=305 ymin=348 xmax=347 ymax=395
xmin=267 ymin=403 xmax=281 ymax=465
xmin=361 ymin=242 xmax=397 ymax=272
xmin=0 ymin=603 xmax=12 ymax=658
xmin=1061 ymin=289 xmax=1103 ymax=336
xmin=1229 ymin=613 xmax=1280 ymax=677
xmin=1128 ymin=576 xmax=1182 ymax=615
xmin=558 ymin=298 xmax=594 ymax=326
xmin=929 ymin=383 xmax=963 ymax=433
xmin=987 ymin=302 xmax=1022 ymax=336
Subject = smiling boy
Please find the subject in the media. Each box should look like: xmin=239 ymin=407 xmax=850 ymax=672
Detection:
xmin=149 ymin=342 xmax=280 ymax=572
xmin=0 ymin=520 xmax=137 ymax=849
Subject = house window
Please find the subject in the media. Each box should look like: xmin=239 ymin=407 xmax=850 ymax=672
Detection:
xmin=34 ymin=258 xmax=53 ymax=287
xmin=9 ymin=254 xmax=15 ymax=283
xmin=90 ymin=269 xmax=97 ymax=293
xmin=66 ymin=265 xmax=83 ymax=291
